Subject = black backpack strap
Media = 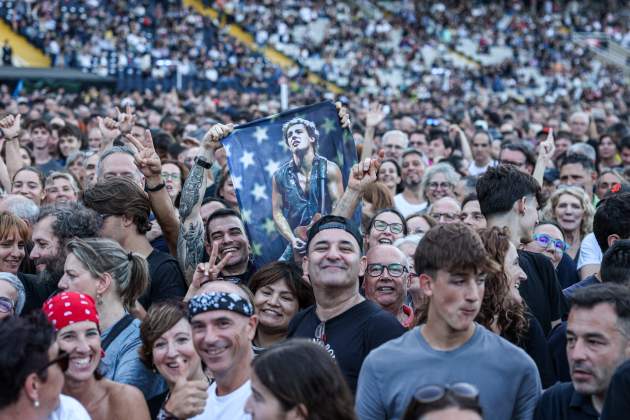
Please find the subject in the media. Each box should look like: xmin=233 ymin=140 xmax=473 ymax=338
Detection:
xmin=101 ymin=314 xmax=134 ymax=351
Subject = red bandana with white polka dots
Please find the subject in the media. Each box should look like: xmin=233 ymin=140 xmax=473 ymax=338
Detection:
xmin=43 ymin=291 xmax=100 ymax=331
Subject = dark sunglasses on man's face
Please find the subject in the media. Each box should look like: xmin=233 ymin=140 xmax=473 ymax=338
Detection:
xmin=0 ymin=297 xmax=14 ymax=314
xmin=38 ymin=351 xmax=70 ymax=375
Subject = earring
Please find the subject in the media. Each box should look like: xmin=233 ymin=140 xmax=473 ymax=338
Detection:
xmin=34 ymin=400 xmax=40 ymax=408
xmin=96 ymin=294 xmax=103 ymax=305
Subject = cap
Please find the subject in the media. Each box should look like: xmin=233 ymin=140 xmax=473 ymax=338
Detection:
xmin=306 ymin=215 xmax=363 ymax=253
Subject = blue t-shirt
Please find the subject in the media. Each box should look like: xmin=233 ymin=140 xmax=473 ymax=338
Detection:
xmin=356 ymin=324 xmax=542 ymax=420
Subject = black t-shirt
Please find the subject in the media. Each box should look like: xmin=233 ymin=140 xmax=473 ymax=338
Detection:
xmin=518 ymin=250 xmax=568 ymax=336
xmin=534 ymin=382 xmax=599 ymax=420
xmin=548 ymin=321 xmax=570 ymax=383
xmin=141 ymin=250 xmax=187 ymax=309
xmin=601 ymin=359 xmax=630 ymax=420
xmin=19 ymin=272 xmax=58 ymax=315
xmin=522 ymin=313 xmax=556 ymax=389
xmin=287 ymin=299 xmax=406 ymax=393
xmin=217 ymin=260 xmax=257 ymax=287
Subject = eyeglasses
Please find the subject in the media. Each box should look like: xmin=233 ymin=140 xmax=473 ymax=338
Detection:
xmin=499 ymin=159 xmax=526 ymax=168
xmin=372 ymin=220 xmax=404 ymax=234
xmin=532 ymin=233 xmax=569 ymax=252
xmin=38 ymin=351 xmax=70 ymax=375
xmin=430 ymin=212 xmax=459 ymax=222
xmin=367 ymin=263 xmax=408 ymax=278
xmin=161 ymin=173 xmax=181 ymax=181
xmin=0 ymin=297 xmax=14 ymax=314
xmin=428 ymin=182 xmax=453 ymax=191
xmin=414 ymin=383 xmax=480 ymax=404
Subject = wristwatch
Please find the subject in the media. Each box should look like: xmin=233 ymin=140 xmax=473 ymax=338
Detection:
xmin=145 ymin=181 xmax=166 ymax=192
xmin=194 ymin=156 xmax=212 ymax=169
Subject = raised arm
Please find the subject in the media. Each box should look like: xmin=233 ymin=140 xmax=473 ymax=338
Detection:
xmin=450 ymin=124 xmax=472 ymax=161
xmin=125 ymin=129 xmax=180 ymax=256
xmin=177 ymin=123 xmax=232 ymax=284
xmin=0 ymin=114 xmax=25 ymax=180
xmin=332 ymin=156 xmax=380 ymax=219
xmin=362 ymin=103 xmax=385 ymax=160
xmin=533 ymin=129 xmax=555 ymax=187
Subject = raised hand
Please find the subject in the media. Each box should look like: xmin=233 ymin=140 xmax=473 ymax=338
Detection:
xmin=125 ymin=129 xmax=162 ymax=178
xmin=347 ymin=154 xmax=382 ymax=193
xmin=365 ymin=103 xmax=385 ymax=128
xmin=336 ymin=101 xmax=352 ymax=129
xmin=0 ymin=114 xmax=21 ymax=140
xmin=202 ymin=123 xmax=234 ymax=151
xmin=98 ymin=116 xmax=121 ymax=142
xmin=538 ymin=129 xmax=555 ymax=162
xmin=116 ymin=105 xmax=135 ymax=135
xmin=163 ymin=376 xmax=209 ymax=419
xmin=190 ymin=242 xmax=233 ymax=290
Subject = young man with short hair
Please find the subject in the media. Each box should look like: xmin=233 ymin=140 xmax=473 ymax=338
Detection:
xmin=477 ymin=164 xmax=567 ymax=335
xmin=30 ymin=120 xmax=63 ymax=175
xmin=559 ymin=154 xmax=597 ymax=201
xmin=356 ymin=223 xmax=541 ymax=419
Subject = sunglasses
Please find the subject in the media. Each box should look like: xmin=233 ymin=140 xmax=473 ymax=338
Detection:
xmin=372 ymin=220 xmax=404 ymax=234
xmin=0 ymin=297 xmax=15 ymax=314
xmin=414 ymin=382 xmax=480 ymax=404
xmin=532 ymin=233 xmax=569 ymax=252
xmin=314 ymin=322 xmax=326 ymax=345
xmin=38 ymin=351 xmax=70 ymax=374
xmin=367 ymin=263 xmax=408 ymax=278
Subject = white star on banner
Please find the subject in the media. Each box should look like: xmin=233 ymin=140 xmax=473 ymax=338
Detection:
xmin=252 ymin=183 xmax=269 ymax=202
xmin=241 ymin=209 xmax=252 ymax=223
xmin=232 ymin=175 xmax=242 ymax=190
xmin=253 ymin=126 xmax=269 ymax=145
xmin=264 ymin=159 xmax=281 ymax=177
xmin=223 ymin=144 xmax=231 ymax=158
xmin=277 ymin=138 xmax=289 ymax=153
xmin=240 ymin=151 xmax=255 ymax=169
xmin=262 ymin=218 xmax=276 ymax=235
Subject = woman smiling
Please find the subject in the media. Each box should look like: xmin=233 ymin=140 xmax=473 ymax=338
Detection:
xmin=43 ymin=291 xmax=150 ymax=420
xmin=249 ymin=262 xmax=314 ymax=352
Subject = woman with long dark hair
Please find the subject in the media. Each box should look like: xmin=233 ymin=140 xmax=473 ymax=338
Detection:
xmin=477 ymin=227 xmax=556 ymax=388
xmin=245 ymin=339 xmax=356 ymax=420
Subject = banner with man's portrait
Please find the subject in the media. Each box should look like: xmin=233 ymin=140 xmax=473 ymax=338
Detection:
xmin=222 ymin=100 xmax=359 ymax=267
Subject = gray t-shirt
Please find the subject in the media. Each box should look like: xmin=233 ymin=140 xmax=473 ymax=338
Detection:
xmin=356 ymin=324 xmax=541 ymax=420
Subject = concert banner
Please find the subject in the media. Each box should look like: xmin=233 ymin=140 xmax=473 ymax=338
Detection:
xmin=222 ymin=100 xmax=359 ymax=267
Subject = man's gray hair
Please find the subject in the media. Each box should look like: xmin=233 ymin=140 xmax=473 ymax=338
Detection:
xmin=96 ymin=145 xmax=142 ymax=181
xmin=382 ymin=130 xmax=409 ymax=148
xmin=0 ymin=273 xmax=25 ymax=315
xmin=37 ymin=202 xmax=102 ymax=245
xmin=0 ymin=194 xmax=40 ymax=225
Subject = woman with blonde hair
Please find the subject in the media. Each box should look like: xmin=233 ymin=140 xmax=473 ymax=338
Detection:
xmin=542 ymin=186 xmax=595 ymax=262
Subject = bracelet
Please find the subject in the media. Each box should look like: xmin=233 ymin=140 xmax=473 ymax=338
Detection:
xmin=145 ymin=181 xmax=166 ymax=192
xmin=194 ymin=156 xmax=212 ymax=169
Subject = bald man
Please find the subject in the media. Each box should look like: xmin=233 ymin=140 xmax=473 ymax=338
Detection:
xmin=364 ymin=244 xmax=413 ymax=328
xmin=428 ymin=196 xmax=462 ymax=224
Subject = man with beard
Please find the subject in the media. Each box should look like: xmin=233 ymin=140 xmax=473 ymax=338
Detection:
xmin=394 ymin=149 xmax=427 ymax=217
xmin=535 ymin=284 xmax=630 ymax=419
xmin=23 ymin=202 xmax=102 ymax=312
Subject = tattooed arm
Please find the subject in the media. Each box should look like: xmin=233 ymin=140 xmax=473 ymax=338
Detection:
xmin=177 ymin=123 xmax=233 ymax=284
xmin=177 ymin=157 xmax=209 ymax=285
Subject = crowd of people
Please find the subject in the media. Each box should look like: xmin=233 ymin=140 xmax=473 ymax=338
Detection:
xmin=0 ymin=0 xmax=630 ymax=420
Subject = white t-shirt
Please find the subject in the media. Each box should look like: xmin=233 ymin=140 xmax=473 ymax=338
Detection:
xmin=49 ymin=394 xmax=91 ymax=420
xmin=577 ymin=232 xmax=603 ymax=270
xmin=191 ymin=380 xmax=251 ymax=420
xmin=468 ymin=160 xmax=496 ymax=176
xmin=394 ymin=194 xmax=428 ymax=218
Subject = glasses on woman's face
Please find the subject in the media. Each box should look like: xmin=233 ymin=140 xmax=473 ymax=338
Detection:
xmin=38 ymin=351 xmax=70 ymax=375
xmin=372 ymin=220 xmax=404 ymax=234
xmin=428 ymin=181 xmax=453 ymax=191
xmin=0 ymin=297 xmax=14 ymax=314
xmin=532 ymin=233 xmax=569 ymax=252
xmin=414 ymin=382 xmax=480 ymax=404
xmin=367 ymin=263 xmax=408 ymax=278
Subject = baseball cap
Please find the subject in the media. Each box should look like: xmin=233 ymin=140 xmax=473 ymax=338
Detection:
xmin=306 ymin=215 xmax=363 ymax=253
